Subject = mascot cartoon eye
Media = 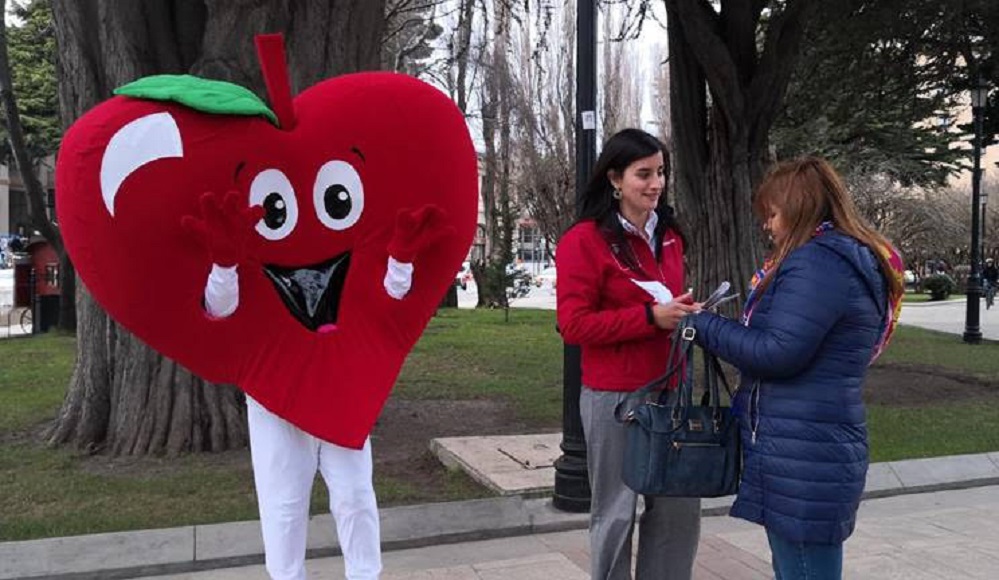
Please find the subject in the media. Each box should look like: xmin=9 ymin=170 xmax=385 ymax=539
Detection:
xmin=313 ymin=160 xmax=364 ymax=231
xmin=250 ymin=168 xmax=299 ymax=240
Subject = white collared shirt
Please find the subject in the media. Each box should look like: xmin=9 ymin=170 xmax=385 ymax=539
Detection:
xmin=616 ymin=211 xmax=673 ymax=303
xmin=617 ymin=211 xmax=658 ymax=254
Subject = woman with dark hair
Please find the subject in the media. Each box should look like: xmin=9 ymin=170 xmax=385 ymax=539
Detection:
xmin=691 ymin=156 xmax=905 ymax=579
xmin=556 ymin=128 xmax=701 ymax=580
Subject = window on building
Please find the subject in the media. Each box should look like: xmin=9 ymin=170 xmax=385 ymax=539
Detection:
xmin=517 ymin=225 xmax=545 ymax=263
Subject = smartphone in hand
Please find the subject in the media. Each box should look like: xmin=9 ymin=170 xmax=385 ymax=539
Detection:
xmin=702 ymin=281 xmax=734 ymax=310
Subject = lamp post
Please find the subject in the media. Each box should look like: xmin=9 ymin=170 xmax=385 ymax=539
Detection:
xmin=552 ymin=0 xmax=596 ymax=512
xmin=963 ymin=76 xmax=988 ymax=344
xmin=982 ymin=173 xmax=989 ymax=260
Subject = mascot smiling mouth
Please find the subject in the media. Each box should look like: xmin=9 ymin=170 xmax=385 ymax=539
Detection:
xmin=263 ymin=251 xmax=350 ymax=333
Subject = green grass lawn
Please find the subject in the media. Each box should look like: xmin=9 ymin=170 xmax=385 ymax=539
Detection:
xmin=901 ymin=292 xmax=932 ymax=303
xmin=0 ymin=332 xmax=77 ymax=433
xmin=876 ymin=325 xmax=999 ymax=378
xmin=868 ymin=325 xmax=999 ymax=461
xmin=2 ymin=312 xmax=999 ymax=541
xmin=0 ymin=310 xmax=562 ymax=541
xmin=395 ymin=308 xmax=564 ymax=424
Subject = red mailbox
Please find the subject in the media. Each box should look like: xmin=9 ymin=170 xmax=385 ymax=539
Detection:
xmin=25 ymin=239 xmax=60 ymax=297
xmin=12 ymin=238 xmax=62 ymax=333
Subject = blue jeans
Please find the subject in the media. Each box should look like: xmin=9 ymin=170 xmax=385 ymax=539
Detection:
xmin=766 ymin=529 xmax=842 ymax=580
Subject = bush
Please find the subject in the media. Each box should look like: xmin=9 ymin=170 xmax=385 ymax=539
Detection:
xmin=922 ymin=273 xmax=956 ymax=300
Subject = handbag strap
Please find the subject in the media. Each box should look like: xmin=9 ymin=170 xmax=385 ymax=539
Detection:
xmin=613 ymin=316 xmax=697 ymax=423
xmin=698 ymin=350 xmax=734 ymax=427
xmin=699 ymin=350 xmax=734 ymax=402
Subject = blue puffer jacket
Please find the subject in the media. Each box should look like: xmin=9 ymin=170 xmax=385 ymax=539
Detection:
xmin=692 ymin=231 xmax=888 ymax=545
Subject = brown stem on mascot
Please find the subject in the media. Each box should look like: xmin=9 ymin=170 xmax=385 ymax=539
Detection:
xmin=254 ymin=34 xmax=297 ymax=131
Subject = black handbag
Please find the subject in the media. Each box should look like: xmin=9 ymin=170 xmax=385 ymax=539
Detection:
xmin=616 ymin=317 xmax=741 ymax=498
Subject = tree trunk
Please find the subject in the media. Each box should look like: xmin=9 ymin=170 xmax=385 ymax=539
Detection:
xmin=452 ymin=0 xmax=475 ymax=115
xmin=477 ymin=50 xmax=498 ymax=306
xmin=665 ymin=0 xmax=815 ymax=305
xmin=48 ymin=0 xmax=384 ymax=455
xmin=474 ymin=4 xmax=515 ymax=308
xmin=700 ymin=110 xmax=765 ymax=303
xmin=58 ymin=257 xmax=76 ymax=332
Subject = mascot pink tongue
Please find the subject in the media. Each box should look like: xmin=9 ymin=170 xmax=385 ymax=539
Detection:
xmin=56 ymin=34 xmax=478 ymax=449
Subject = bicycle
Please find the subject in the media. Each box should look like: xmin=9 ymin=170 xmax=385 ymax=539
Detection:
xmin=18 ymin=307 xmax=32 ymax=333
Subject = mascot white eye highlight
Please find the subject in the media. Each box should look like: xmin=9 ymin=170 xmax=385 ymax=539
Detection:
xmin=250 ymin=168 xmax=299 ymax=240
xmin=100 ymin=112 xmax=183 ymax=217
xmin=314 ymin=160 xmax=364 ymax=231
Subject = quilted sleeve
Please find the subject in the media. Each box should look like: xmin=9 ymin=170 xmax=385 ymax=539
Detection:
xmin=691 ymin=247 xmax=851 ymax=379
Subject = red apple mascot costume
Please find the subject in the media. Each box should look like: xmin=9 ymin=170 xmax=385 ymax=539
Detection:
xmin=56 ymin=34 xmax=478 ymax=580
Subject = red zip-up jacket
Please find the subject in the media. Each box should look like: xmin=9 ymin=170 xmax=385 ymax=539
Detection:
xmin=556 ymin=219 xmax=685 ymax=392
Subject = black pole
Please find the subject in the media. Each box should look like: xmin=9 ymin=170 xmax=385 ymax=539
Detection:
xmin=552 ymin=0 xmax=597 ymax=513
xmin=964 ymin=77 xmax=985 ymax=344
xmin=29 ymin=266 xmax=37 ymax=335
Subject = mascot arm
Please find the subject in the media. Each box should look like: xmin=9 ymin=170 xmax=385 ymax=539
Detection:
xmin=181 ymin=190 xmax=261 ymax=318
xmin=204 ymin=264 xmax=240 ymax=318
xmin=385 ymin=205 xmax=454 ymax=301
xmin=383 ymin=257 xmax=414 ymax=300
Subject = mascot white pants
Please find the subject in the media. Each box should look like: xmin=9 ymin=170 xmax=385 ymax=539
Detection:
xmin=247 ymin=397 xmax=382 ymax=580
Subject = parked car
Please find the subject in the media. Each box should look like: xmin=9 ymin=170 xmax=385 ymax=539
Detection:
xmin=534 ymin=266 xmax=557 ymax=289
xmin=502 ymin=263 xmax=531 ymax=298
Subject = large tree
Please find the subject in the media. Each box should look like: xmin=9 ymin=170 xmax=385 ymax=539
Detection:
xmin=774 ymin=0 xmax=998 ymax=186
xmin=510 ymin=2 xmax=577 ymax=251
xmin=48 ymin=0 xmax=385 ymax=455
xmin=663 ymin=0 xmax=819 ymax=301
xmin=471 ymin=1 xmax=521 ymax=307
xmin=637 ymin=0 xmax=999 ymax=300
xmin=382 ymin=0 xmax=444 ymax=77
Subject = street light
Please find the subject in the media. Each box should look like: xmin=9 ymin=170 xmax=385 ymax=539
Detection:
xmin=552 ymin=0 xmax=596 ymax=512
xmin=963 ymin=76 xmax=988 ymax=344
xmin=982 ymin=166 xmax=990 ymax=259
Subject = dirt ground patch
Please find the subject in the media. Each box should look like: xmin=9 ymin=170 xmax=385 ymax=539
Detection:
xmin=49 ymin=362 xmax=999 ymax=508
xmin=370 ymin=397 xmax=542 ymax=501
xmin=865 ymin=362 xmax=999 ymax=406
xmin=61 ymin=397 xmax=545 ymax=507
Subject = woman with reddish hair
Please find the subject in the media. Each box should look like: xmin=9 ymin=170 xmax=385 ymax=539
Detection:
xmin=691 ymin=156 xmax=905 ymax=579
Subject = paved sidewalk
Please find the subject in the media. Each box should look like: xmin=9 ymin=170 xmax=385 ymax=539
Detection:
xmin=0 ymin=269 xmax=31 ymax=337
xmin=464 ymin=283 xmax=999 ymax=342
xmin=898 ymin=298 xmax=999 ymax=340
xmin=144 ymin=485 xmax=999 ymax=579
xmin=6 ymin=449 xmax=999 ymax=580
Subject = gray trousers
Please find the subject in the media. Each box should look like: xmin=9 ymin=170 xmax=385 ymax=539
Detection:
xmin=580 ymin=386 xmax=701 ymax=580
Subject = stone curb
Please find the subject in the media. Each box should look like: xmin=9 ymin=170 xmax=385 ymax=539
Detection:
xmin=899 ymin=298 xmax=965 ymax=307
xmin=4 ymin=452 xmax=999 ymax=579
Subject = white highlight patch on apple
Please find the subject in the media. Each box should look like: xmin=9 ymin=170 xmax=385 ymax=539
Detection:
xmin=631 ymin=279 xmax=673 ymax=304
xmin=100 ymin=112 xmax=183 ymax=217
